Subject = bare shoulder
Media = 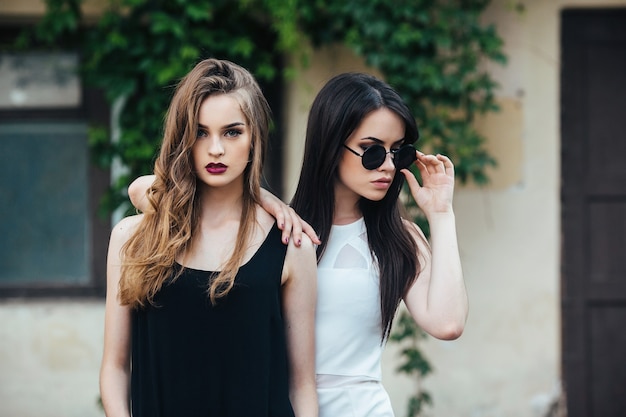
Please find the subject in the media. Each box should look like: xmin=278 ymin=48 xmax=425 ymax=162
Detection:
xmin=110 ymin=214 xmax=144 ymax=242
xmin=256 ymin=205 xmax=276 ymax=231
xmin=288 ymin=233 xmax=315 ymax=252
xmin=283 ymin=233 xmax=317 ymax=284
xmin=285 ymin=234 xmax=317 ymax=270
xmin=107 ymin=215 xmax=144 ymax=279
xmin=286 ymin=233 xmax=316 ymax=263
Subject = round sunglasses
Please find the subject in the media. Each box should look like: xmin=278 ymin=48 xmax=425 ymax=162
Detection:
xmin=343 ymin=143 xmax=417 ymax=170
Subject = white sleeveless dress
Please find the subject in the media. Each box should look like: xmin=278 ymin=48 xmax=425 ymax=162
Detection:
xmin=315 ymin=218 xmax=395 ymax=417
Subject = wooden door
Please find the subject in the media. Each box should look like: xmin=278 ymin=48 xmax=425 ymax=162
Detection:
xmin=561 ymin=8 xmax=626 ymax=417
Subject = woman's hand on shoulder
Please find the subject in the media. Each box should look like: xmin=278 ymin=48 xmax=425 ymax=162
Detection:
xmin=260 ymin=188 xmax=321 ymax=247
xmin=401 ymin=152 xmax=455 ymax=220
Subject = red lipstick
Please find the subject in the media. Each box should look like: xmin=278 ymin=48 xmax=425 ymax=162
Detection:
xmin=206 ymin=163 xmax=227 ymax=174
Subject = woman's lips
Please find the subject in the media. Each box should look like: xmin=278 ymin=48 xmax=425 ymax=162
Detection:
xmin=205 ymin=163 xmax=227 ymax=174
xmin=371 ymin=177 xmax=391 ymax=189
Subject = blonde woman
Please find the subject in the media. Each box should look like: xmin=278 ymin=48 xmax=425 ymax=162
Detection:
xmin=100 ymin=58 xmax=318 ymax=417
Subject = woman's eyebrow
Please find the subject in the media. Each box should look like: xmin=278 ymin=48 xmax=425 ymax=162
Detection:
xmin=223 ymin=122 xmax=245 ymax=129
xmin=358 ymin=136 xmax=384 ymax=144
xmin=358 ymin=136 xmax=405 ymax=145
xmin=197 ymin=121 xmax=246 ymax=129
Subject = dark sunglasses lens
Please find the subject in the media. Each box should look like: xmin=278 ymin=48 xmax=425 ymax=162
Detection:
xmin=361 ymin=145 xmax=387 ymax=170
xmin=394 ymin=145 xmax=417 ymax=170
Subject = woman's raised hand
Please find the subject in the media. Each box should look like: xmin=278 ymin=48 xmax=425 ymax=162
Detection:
xmin=401 ymin=152 xmax=455 ymax=218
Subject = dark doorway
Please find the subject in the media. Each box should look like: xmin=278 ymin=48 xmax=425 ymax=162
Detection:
xmin=561 ymin=8 xmax=626 ymax=417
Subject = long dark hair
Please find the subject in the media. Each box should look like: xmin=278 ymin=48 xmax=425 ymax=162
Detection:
xmin=290 ymin=72 xmax=421 ymax=340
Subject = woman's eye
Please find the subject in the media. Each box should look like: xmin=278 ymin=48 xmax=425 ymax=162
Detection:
xmin=197 ymin=129 xmax=208 ymax=138
xmin=224 ymin=129 xmax=242 ymax=138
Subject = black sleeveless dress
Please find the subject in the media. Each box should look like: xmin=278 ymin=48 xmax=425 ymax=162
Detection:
xmin=131 ymin=224 xmax=295 ymax=417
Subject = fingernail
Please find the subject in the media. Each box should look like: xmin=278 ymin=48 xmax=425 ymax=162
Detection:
xmin=284 ymin=237 xmax=289 ymax=244
xmin=297 ymin=239 xmax=301 ymax=246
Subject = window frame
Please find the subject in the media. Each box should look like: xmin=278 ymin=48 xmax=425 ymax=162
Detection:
xmin=0 ymin=28 xmax=110 ymax=298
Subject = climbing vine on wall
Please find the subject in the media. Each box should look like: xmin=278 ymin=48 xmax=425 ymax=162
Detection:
xmin=299 ymin=0 xmax=505 ymax=183
xmin=22 ymin=1 xmax=505 ymax=415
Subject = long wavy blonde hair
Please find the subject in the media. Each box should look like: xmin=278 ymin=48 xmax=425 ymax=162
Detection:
xmin=118 ymin=58 xmax=271 ymax=308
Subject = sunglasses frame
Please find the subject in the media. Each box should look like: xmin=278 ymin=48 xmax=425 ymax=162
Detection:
xmin=343 ymin=143 xmax=417 ymax=170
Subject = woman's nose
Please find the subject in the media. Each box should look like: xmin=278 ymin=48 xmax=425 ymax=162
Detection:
xmin=207 ymin=136 xmax=224 ymax=156
xmin=378 ymin=151 xmax=395 ymax=171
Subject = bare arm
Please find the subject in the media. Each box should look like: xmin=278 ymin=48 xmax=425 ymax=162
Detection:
xmin=99 ymin=215 xmax=142 ymax=416
xmin=281 ymin=235 xmax=318 ymax=417
xmin=400 ymin=153 xmax=468 ymax=340
xmin=127 ymin=175 xmax=320 ymax=246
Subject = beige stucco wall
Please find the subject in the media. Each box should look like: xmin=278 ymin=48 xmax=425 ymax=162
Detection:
xmin=0 ymin=0 xmax=103 ymax=20
xmin=415 ymin=1 xmax=623 ymax=416
xmin=2 ymin=0 xmax=626 ymax=416
xmin=0 ymin=301 xmax=105 ymax=417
